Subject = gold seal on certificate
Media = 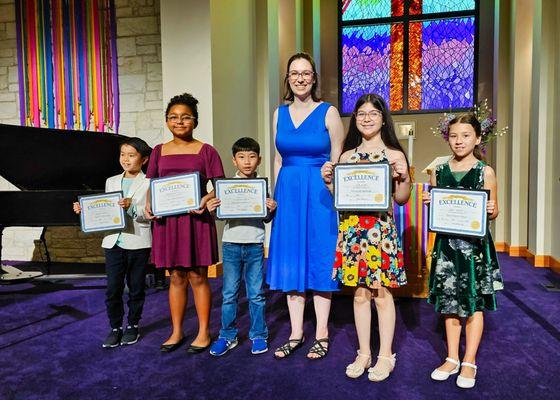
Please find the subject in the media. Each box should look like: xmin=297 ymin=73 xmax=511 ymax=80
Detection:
xmin=429 ymin=187 xmax=489 ymax=238
xmin=333 ymin=162 xmax=392 ymax=211
xmin=150 ymin=172 xmax=201 ymax=217
xmin=214 ymin=178 xmax=268 ymax=219
xmin=79 ymin=191 xmax=126 ymax=233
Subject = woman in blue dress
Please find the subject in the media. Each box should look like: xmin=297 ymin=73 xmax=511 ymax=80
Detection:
xmin=268 ymin=53 xmax=345 ymax=360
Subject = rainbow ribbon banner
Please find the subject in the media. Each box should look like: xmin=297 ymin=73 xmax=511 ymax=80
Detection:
xmin=15 ymin=0 xmax=119 ymax=132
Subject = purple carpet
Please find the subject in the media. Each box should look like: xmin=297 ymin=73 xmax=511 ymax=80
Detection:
xmin=1 ymin=253 xmax=558 ymax=400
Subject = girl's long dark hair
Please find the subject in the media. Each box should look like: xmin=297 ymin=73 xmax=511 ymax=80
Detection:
xmin=342 ymin=93 xmax=410 ymax=168
xmin=448 ymin=113 xmax=484 ymax=160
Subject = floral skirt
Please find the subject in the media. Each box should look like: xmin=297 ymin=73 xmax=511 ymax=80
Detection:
xmin=428 ymin=235 xmax=504 ymax=317
xmin=333 ymin=213 xmax=407 ymax=289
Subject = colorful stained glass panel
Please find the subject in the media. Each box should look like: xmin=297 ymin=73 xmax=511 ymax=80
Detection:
xmin=409 ymin=17 xmax=475 ymax=110
xmin=342 ymin=0 xmax=394 ymax=21
xmin=410 ymin=0 xmax=476 ymax=14
xmin=341 ymin=24 xmax=403 ymax=113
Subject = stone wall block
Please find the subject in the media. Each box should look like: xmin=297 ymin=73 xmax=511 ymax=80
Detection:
xmin=135 ymin=35 xmax=160 ymax=45
xmin=7 ymin=65 xmax=17 ymax=83
xmin=146 ymin=63 xmax=161 ymax=81
xmin=117 ymin=56 xmax=143 ymax=74
xmin=117 ymin=37 xmax=136 ymax=56
xmin=49 ymin=238 xmax=87 ymax=249
xmin=119 ymin=74 xmax=146 ymax=93
xmin=118 ymin=17 xmax=158 ymax=37
xmin=4 ymin=22 xmax=15 ymax=39
xmin=49 ymin=227 xmax=79 ymax=239
xmin=137 ymin=44 xmax=155 ymax=55
xmin=0 ymin=4 xmax=15 ymax=23
xmin=120 ymin=93 xmax=145 ymax=112
xmin=0 ymin=101 xmax=16 ymax=118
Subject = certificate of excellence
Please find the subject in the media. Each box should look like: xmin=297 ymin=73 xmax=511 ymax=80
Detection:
xmin=79 ymin=191 xmax=126 ymax=233
xmin=150 ymin=172 xmax=201 ymax=217
xmin=429 ymin=187 xmax=489 ymax=238
xmin=334 ymin=162 xmax=392 ymax=211
xmin=214 ymin=178 xmax=268 ymax=219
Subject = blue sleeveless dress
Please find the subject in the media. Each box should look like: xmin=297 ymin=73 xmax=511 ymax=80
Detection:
xmin=267 ymin=102 xmax=339 ymax=292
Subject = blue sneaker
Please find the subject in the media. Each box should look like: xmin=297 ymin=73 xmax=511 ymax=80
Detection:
xmin=251 ymin=338 xmax=268 ymax=355
xmin=209 ymin=337 xmax=238 ymax=356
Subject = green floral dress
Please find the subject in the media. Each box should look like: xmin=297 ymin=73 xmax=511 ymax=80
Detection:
xmin=428 ymin=161 xmax=503 ymax=317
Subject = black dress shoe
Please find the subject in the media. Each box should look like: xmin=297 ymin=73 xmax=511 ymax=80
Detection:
xmin=160 ymin=337 xmax=185 ymax=353
xmin=187 ymin=342 xmax=211 ymax=354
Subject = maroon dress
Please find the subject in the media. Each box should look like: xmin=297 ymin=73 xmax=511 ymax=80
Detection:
xmin=146 ymin=143 xmax=225 ymax=268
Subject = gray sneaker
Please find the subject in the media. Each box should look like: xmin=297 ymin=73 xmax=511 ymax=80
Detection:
xmin=121 ymin=325 xmax=140 ymax=345
xmin=102 ymin=328 xmax=122 ymax=348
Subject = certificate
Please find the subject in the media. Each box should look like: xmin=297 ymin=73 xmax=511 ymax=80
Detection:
xmin=150 ymin=172 xmax=201 ymax=217
xmin=429 ymin=187 xmax=489 ymax=238
xmin=334 ymin=162 xmax=392 ymax=211
xmin=214 ymin=178 xmax=268 ymax=219
xmin=79 ymin=191 xmax=126 ymax=233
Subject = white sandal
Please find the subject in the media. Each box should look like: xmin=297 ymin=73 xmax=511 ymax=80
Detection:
xmin=456 ymin=362 xmax=477 ymax=389
xmin=345 ymin=351 xmax=372 ymax=378
xmin=431 ymin=357 xmax=461 ymax=381
xmin=367 ymin=353 xmax=396 ymax=382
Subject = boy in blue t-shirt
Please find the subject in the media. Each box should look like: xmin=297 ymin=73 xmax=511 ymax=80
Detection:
xmin=206 ymin=137 xmax=277 ymax=356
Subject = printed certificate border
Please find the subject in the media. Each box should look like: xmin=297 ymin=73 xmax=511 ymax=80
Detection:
xmin=79 ymin=191 xmax=125 ymax=233
xmin=333 ymin=162 xmax=392 ymax=212
xmin=428 ymin=187 xmax=490 ymax=238
xmin=214 ymin=178 xmax=268 ymax=220
xmin=150 ymin=172 xmax=201 ymax=217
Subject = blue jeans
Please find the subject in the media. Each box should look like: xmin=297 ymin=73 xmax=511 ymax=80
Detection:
xmin=220 ymin=242 xmax=268 ymax=340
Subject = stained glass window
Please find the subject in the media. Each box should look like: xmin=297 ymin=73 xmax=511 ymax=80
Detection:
xmin=341 ymin=24 xmax=404 ymax=113
xmin=340 ymin=0 xmax=477 ymax=113
xmin=341 ymin=0 xmax=404 ymax=21
xmin=409 ymin=0 xmax=476 ymax=14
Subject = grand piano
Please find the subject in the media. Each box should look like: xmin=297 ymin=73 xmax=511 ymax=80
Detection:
xmin=0 ymin=123 xmax=128 ymax=282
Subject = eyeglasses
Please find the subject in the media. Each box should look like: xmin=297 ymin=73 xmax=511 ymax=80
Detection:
xmin=167 ymin=114 xmax=196 ymax=124
xmin=287 ymin=70 xmax=315 ymax=81
xmin=355 ymin=110 xmax=383 ymax=120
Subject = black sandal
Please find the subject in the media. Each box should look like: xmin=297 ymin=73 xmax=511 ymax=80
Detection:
xmin=273 ymin=337 xmax=305 ymax=359
xmin=306 ymin=338 xmax=330 ymax=360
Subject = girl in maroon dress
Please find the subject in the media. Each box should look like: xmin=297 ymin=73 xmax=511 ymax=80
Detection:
xmin=145 ymin=93 xmax=225 ymax=353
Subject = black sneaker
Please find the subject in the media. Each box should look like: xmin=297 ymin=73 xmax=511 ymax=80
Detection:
xmin=102 ymin=328 xmax=122 ymax=348
xmin=121 ymin=325 xmax=140 ymax=345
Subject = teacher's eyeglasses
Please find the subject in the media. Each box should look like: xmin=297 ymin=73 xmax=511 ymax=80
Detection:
xmin=287 ymin=70 xmax=315 ymax=82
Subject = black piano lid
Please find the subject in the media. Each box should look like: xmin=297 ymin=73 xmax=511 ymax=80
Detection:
xmin=0 ymin=124 xmax=128 ymax=191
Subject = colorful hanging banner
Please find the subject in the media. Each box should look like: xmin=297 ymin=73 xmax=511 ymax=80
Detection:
xmin=15 ymin=0 xmax=119 ymax=132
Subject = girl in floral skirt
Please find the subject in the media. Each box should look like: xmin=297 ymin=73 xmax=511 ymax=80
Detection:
xmin=321 ymin=93 xmax=411 ymax=381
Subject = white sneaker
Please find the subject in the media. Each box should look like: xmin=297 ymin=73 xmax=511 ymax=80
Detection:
xmin=456 ymin=362 xmax=477 ymax=389
xmin=431 ymin=357 xmax=460 ymax=381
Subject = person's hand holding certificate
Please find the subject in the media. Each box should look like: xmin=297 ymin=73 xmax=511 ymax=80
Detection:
xmin=429 ymin=187 xmax=489 ymax=238
xmin=150 ymin=173 xmax=201 ymax=217
xmin=214 ymin=178 xmax=268 ymax=219
xmin=333 ymin=162 xmax=392 ymax=211
xmin=79 ymin=191 xmax=126 ymax=233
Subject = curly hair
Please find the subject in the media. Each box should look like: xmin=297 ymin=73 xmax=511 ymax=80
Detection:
xmin=165 ymin=93 xmax=199 ymax=127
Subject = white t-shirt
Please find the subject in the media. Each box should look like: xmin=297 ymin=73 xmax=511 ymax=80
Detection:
xmin=221 ymin=172 xmax=269 ymax=244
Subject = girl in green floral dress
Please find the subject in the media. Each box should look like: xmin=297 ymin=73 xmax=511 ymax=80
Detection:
xmin=423 ymin=113 xmax=503 ymax=389
xmin=321 ymin=94 xmax=411 ymax=382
